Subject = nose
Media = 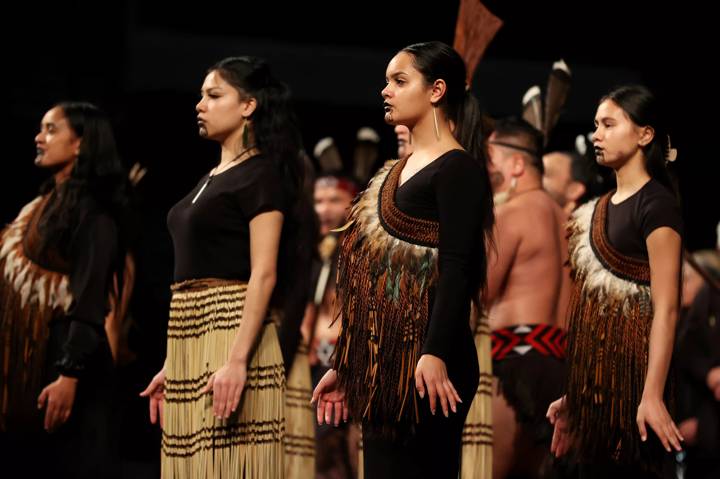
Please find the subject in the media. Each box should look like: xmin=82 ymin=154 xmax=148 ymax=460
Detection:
xmin=196 ymin=97 xmax=206 ymax=113
xmin=381 ymin=84 xmax=391 ymax=100
xmin=35 ymin=130 xmax=44 ymax=145
xmin=591 ymin=128 xmax=601 ymax=143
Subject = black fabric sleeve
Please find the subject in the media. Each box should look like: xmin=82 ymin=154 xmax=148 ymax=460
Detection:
xmin=421 ymin=154 xmax=485 ymax=362
xmin=640 ymin=186 xmax=683 ymax=240
xmin=56 ymin=213 xmax=118 ymax=377
xmin=237 ymin=163 xmax=286 ymax=220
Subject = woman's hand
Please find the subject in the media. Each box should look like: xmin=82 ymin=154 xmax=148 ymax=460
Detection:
xmin=37 ymin=375 xmax=78 ymax=432
xmin=546 ymin=395 xmax=572 ymax=457
xmin=636 ymin=395 xmax=683 ymax=452
xmin=414 ymin=354 xmax=461 ymax=417
xmin=201 ymin=360 xmax=247 ymax=419
xmin=311 ymin=369 xmax=348 ymax=426
xmin=140 ymin=366 xmax=166 ymax=427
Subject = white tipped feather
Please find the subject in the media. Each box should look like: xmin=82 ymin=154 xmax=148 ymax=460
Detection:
xmin=313 ymin=137 xmax=335 ymax=159
xmin=552 ymin=59 xmax=571 ymax=76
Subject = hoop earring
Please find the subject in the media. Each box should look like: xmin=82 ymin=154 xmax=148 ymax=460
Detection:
xmin=432 ymin=106 xmax=440 ymax=141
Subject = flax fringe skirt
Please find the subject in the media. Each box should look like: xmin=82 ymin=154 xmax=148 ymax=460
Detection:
xmin=161 ymin=279 xmax=285 ymax=479
xmin=461 ymin=312 xmax=493 ymax=479
xmin=283 ymin=340 xmax=315 ymax=479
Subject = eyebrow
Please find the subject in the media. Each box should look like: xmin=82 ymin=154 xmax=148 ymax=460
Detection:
xmin=201 ymin=86 xmax=222 ymax=94
xmin=594 ymin=116 xmax=616 ymax=124
xmin=386 ymin=71 xmax=408 ymax=80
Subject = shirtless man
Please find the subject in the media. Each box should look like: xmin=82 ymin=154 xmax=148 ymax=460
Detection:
xmin=302 ymin=174 xmax=360 ymax=479
xmin=304 ymin=174 xmax=356 ymax=392
xmin=485 ymin=118 xmax=570 ymax=478
xmin=543 ymin=149 xmax=599 ymax=216
xmin=543 ymin=149 xmax=604 ymax=339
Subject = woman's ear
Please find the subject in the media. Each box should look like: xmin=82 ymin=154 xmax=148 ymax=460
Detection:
xmin=73 ymin=137 xmax=82 ymax=157
xmin=241 ymin=97 xmax=258 ymax=118
xmin=638 ymin=125 xmax=655 ymax=147
xmin=430 ymin=79 xmax=447 ymax=104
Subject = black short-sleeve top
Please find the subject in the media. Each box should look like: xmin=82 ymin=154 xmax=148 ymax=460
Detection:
xmin=606 ymin=178 xmax=683 ymax=260
xmin=167 ymin=154 xmax=286 ymax=282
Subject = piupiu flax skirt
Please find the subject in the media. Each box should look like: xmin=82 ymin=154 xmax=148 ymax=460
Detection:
xmin=161 ymin=279 xmax=285 ymax=479
xmin=283 ymin=340 xmax=315 ymax=479
xmin=461 ymin=312 xmax=493 ymax=479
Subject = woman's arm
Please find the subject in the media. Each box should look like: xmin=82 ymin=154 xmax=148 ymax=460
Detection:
xmin=416 ymin=155 xmax=486 ymax=417
xmin=38 ymin=213 xmax=118 ymax=431
xmin=637 ymin=226 xmax=684 ymax=451
xmin=203 ymin=210 xmax=284 ymax=418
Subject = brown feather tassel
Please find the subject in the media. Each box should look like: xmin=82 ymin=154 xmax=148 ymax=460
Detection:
xmin=333 ymin=160 xmax=440 ymax=435
xmin=565 ymin=195 xmax=671 ymax=472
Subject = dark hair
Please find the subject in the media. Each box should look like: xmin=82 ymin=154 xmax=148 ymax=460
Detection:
xmin=38 ymin=102 xmax=131 ymax=260
xmin=558 ymin=150 xmax=603 ymax=205
xmin=600 ymin=85 xmax=675 ymax=194
xmin=401 ymin=41 xmax=494 ymax=294
xmin=492 ymin=117 xmax=545 ymax=174
xmin=401 ymin=42 xmax=489 ymax=162
xmin=210 ymin=57 xmax=309 ymax=307
xmin=210 ymin=57 xmax=304 ymax=195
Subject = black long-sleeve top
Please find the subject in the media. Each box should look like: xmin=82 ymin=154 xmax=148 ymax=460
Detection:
xmin=54 ymin=204 xmax=119 ymax=377
xmin=394 ymin=149 xmax=488 ymax=396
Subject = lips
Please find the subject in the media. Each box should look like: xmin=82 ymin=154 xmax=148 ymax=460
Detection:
xmin=383 ymin=102 xmax=392 ymax=112
xmin=594 ymin=146 xmax=604 ymax=160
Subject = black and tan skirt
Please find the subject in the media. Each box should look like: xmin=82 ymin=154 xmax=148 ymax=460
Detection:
xmin=283 ymin=340 xmax=315 ymax=479
xmin=162 ymin=279 xmax=285 ymax=479
xmin=461 ymin=312 xmax=493 ymax=479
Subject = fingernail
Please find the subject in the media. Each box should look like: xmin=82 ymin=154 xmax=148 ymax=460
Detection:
xmin=452 ymin=406 xmax=457 ymax=413
xmin=444 ymin=410 xmax=448 ymax=417
xmin=431 ymin=409 xmax=435 ymax=415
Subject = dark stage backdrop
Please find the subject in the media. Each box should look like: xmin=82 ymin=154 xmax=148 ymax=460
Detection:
xmin=4 ymin=1 xmax=717 ymax=468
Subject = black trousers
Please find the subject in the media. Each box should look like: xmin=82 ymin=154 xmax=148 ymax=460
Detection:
xmin=577 ymin=459 xmax=675 ymax=479
xmin=362 ymin=391 xmax=474 ymax=479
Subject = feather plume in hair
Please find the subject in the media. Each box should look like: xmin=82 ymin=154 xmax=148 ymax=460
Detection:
xmin=353 ymin=127 xmax=380 ymax=184
xmin=313 ymin=137 xmax=343 ymax=174
xmin=454 ymin=0 xmax=503 ymax=86
xmin=542 ymin=59 xmax=572 ymax=146
xmin=522 ymin=85 xmax=543 ymax=132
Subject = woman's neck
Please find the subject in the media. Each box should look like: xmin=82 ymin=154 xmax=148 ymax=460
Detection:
xmin=220 ymin=126 xmax=256 ymax=165
xmin=409 ymin=109 xmax=461 ymax=155
xmin=613 ymin=153 xmax=651 ymax=200
xmin=52 ymin=162 xmax=74 ymax=185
